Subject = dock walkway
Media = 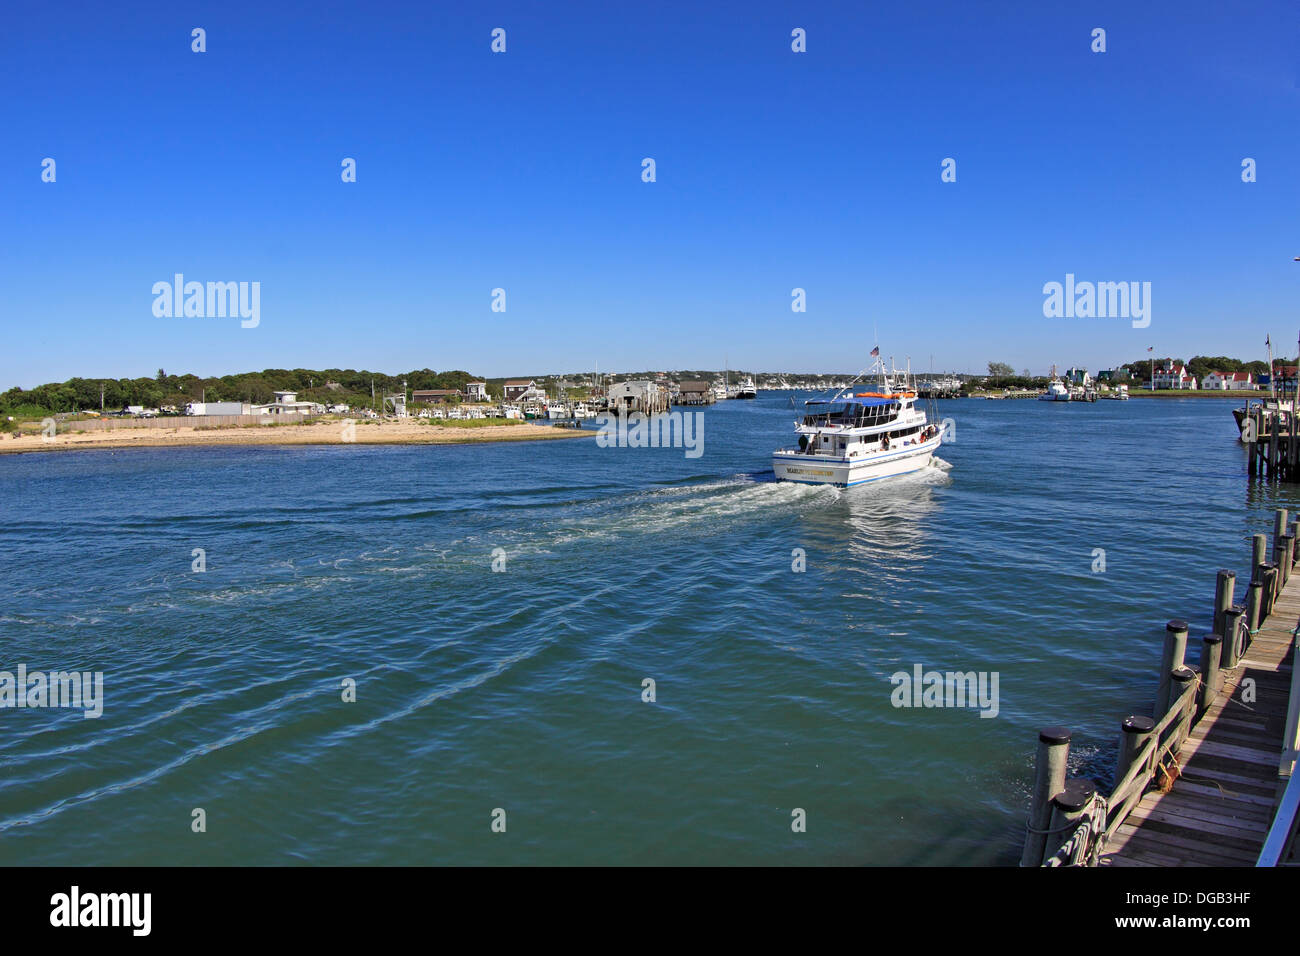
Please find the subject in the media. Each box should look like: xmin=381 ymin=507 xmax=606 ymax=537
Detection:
xmin=1022 ymin=509 xmax=1300 ymax=868
xmin=1100 ymin=581 xmax=1296 ymax=866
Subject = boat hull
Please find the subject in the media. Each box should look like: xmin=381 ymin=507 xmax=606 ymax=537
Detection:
xmin=772 ymin=438 xmax=939 ymax=487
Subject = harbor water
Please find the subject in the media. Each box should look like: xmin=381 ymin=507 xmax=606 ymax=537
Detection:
xmin=0 ymin=394 xmax=1293 ymax=865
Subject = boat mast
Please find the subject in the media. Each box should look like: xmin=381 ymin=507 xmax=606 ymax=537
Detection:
xmin=1268 ymin=335 xmax=1275 ymax=400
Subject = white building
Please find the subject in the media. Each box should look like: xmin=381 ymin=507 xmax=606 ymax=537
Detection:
xmin=465 ymin=381 xmax=488 ymax=402
xmin=1201 ymin=371 xmax=1254 ymax=391
xmin=254 ymin=390 xmax=320 ymax=416
xmin=1152 ymin=364 xmax=1198 ymax=390
xmin=607 ymin=380 xmax=669 ymax=414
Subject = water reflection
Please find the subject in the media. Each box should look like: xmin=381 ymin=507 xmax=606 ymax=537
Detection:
xmin=797 ymin=465 xmax=950 ymax=585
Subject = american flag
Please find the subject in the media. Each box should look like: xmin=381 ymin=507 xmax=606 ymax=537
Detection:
xmin=870 ymin=346 xmax=880 ymax=357
xmin=1147 ymin=346 xmax=1154 ymax=352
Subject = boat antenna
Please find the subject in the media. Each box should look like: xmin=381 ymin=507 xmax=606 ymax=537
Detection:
xmin=828 ymin=352 xmax=886 ymax=404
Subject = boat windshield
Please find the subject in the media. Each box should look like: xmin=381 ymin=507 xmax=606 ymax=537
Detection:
xmin=802 ymin=400 xmax=899 ymax=428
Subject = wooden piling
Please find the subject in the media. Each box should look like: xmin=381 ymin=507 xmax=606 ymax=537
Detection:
xmin=1246 ymin=579 xmax=1264 ymax=633
xmin=1021 ymin=727 xmax=1071 ymax=867
xmin=1117 ymin=715 xmax=1155 ymax=785
xmin=1156 ymin=620 xmax=1188 ymax=718
xmin=1261 ymin=563 xmax=1279 ymax=618
xmin=1212 ymin=569 xmax=1236 ymax=638
xmin=1199 ymin=634 xmax=1222 ymax=712
xmin=1222 ymin=605 xmax=1246 ymax=669
xmin=1044 ymin=778 xmax=1098 ymax=865
xmin=1170 ymin=666 xmax=1198 ymax=751
xmin=1252 ymin=534 xmax=1268 ymax=581
xmin=1278 ymin=535 xmax=1295 ymax=587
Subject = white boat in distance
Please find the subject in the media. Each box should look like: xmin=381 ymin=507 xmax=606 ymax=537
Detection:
xmin=733 ymin=377 xmax=757 ymax=399
xmin=772 ymin=358 xmax=943 ymax=487
xmin=1039 ymin=380 xmax=1070 ymax=402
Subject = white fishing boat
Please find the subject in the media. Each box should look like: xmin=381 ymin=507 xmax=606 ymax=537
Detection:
xmin=772 ymin=357 xmax=943 ymax=487
xmin=734 ymin=377 xmax=757 ymax=399
xmin=1039 ymin=380 xmax=1070 ymax=402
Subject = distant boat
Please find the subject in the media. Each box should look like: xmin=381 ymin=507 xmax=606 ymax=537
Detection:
xmin=734 ymin=377 xmax=757 ymax=399
xmin=1039 ymin=381 xmax=1070 ymax=402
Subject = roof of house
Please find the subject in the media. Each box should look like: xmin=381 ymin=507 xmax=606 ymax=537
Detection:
xmin=679 ymin=380 xmax=710 ymax=390
xmin=504 ymin=379 xmax=534 ymax=387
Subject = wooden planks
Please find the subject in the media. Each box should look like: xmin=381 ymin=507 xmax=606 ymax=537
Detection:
xmin=1100 ymin=569 xmax=1297 ymax=867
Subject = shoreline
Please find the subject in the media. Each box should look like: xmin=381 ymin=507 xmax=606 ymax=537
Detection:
xmin=0 ymin=418 xmax=594 ymax=455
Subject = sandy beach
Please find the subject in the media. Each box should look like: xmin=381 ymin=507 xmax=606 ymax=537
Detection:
xmin=0 ymin=418 xmax=594 ymax=455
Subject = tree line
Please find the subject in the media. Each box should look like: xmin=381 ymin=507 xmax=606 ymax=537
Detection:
xmin=1 ymin=368 xmax=487 ymax=416
xmin=984 ymin=355 xmax=1292 ymax=387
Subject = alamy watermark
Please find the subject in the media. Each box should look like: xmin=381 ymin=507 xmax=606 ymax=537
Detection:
xmin=1 ymin=665 xmax=103 ymax=718
xmin=890 ymin=664 xmax=999 ymax=718
xmin=594 ymin=409 xmax=703 ymax=459
xmin=1042 ymin=274 xmax=1150 ymax=329
xmin=153 ymin=274 xmax=260 ymax=328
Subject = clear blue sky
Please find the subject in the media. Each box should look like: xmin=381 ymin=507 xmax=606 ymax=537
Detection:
xmin=4 ymin=0 xmax=1298 ymax=388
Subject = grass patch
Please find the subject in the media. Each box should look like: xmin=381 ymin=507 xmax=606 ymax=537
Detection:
xmin=429 ymin=417 xmax=519 ymax=428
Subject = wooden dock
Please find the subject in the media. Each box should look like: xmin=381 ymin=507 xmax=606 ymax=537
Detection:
xmin=1099 ymin=579 xmax=1296 ymax=866
xmin=1022 ymin=509 xmax=1300 ymax=868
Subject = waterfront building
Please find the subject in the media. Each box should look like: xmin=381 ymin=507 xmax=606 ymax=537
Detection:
xmin=412 ymin=389 xmax=463 ymax=404
xmin=1201 ymin=371 xmax=1255 ymax=391
xmin=1151 ymin=363 xmax=1198 ymax=390
xmin=503 ymin=379 xmax=536 ymax=401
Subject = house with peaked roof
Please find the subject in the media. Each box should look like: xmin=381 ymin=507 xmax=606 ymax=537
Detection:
xmin=1151 ymin=362 xmax=1197 ymax=390
xmin=503 ymin=379 xmax=536 ymax=401
xmin=1201 ymin=371 xmax=1255 ymax=391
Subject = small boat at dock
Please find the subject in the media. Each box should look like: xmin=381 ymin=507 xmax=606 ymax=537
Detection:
xmin=1039 ymin=380 xmax=1070 ymax=402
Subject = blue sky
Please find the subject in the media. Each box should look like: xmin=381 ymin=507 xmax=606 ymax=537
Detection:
xmin=3 ymin=0 xmax=1298 ymax=387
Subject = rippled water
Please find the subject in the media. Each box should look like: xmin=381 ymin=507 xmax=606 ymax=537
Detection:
xmin=1 ymin=394 xmax=1294 ymax=865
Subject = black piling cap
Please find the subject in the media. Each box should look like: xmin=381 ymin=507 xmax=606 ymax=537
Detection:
xmin=1122 ymin=715 xmax=1156 ymax=734
xmin=1218 ymin=568 xmax=1236 ymax=579
xmin=1039 ymin=727 xmax=1071 ymax=744
xmin=1052 ymin=778 xmax=1097 ymax=811
xmin=1203 ymin=633 xmax=1223 ymax=646
xmin=1166 ymin=619 xmax=1188 ymax=632
xmin=1172 ymin=665 xmax=1196 ymax=683
xmin=1229 ymin=604 xmax=1245 ymax=614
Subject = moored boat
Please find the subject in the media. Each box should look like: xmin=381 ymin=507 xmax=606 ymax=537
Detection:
xmin=1039 ymin=380 xmax=1070 ymax=402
